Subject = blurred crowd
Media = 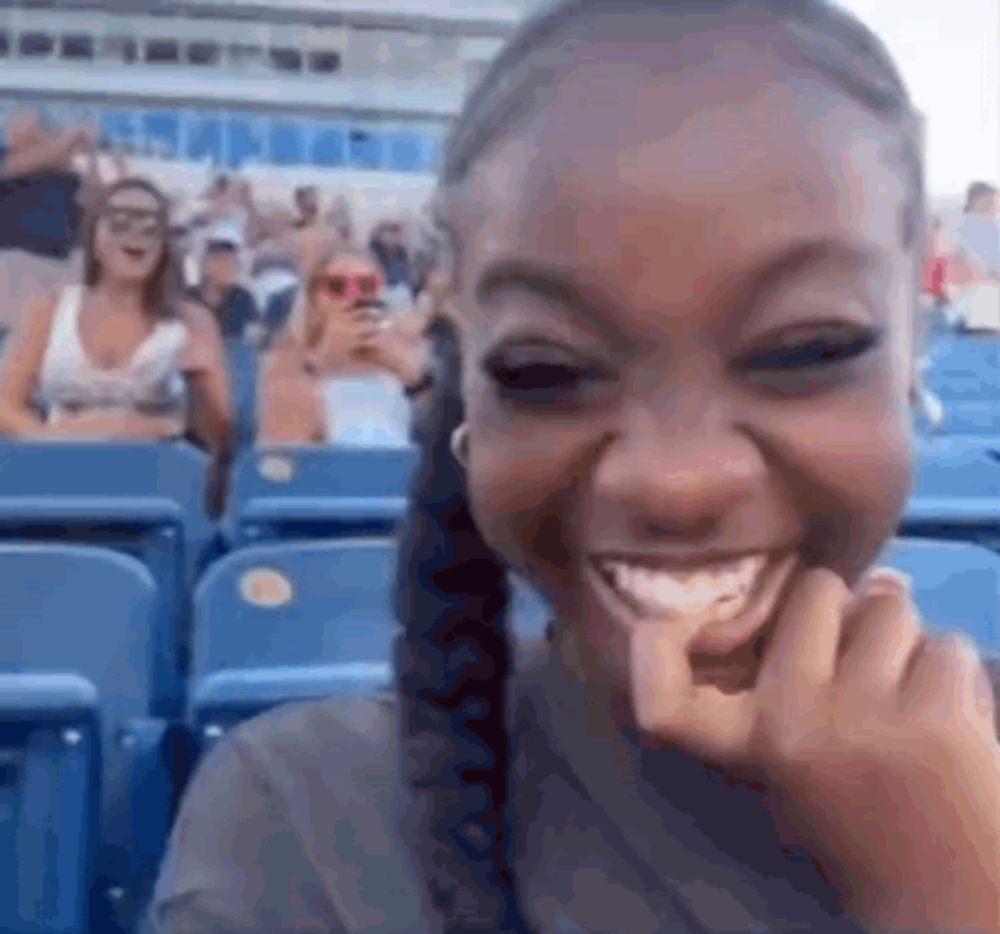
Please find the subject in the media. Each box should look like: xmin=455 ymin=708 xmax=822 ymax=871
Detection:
xmin=0 ymin=108 xmax=453 ymax=491
xmin=912 ymin=180 xmax=1000 ymax=429
xmin=921 ymin=181 xmax=1000 ymax=330
xmin=1 ymin=107 xmax=998 ymax=465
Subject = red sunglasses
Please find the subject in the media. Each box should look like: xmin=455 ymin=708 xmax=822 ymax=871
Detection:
xmin=315 ymin=273 xmax=380 ymax=301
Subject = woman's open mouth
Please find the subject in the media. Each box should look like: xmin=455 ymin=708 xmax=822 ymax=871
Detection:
xmin=587 ymin=550 xmax=798 ymax=656
xmin=122 ymin=246 xmax=147 ymax=261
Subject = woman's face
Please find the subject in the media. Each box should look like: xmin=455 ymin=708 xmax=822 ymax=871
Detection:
xmin=94 ymin=186 xmax=167 ymax=286
xmin=311 ymin=254 xmax=382 ymax=318
xmin=455 ymin=45 xmax=918 ymax=693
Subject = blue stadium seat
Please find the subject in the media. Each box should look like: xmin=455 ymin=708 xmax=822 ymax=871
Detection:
xmin=925 ymin=370 xmax=1000 ymax=403
xmin=905 ymin=436 xmax=1000 ymax=548
xmin=311 ymin=122 xmax=347 ymax=167
xmin=227 ymin=445 xmax=417 ymax=544
xmin=924 ymin=334 xmax=1000 ymax=372
xmin=0 ymin=442 xmax=212 ymax=715
xmin=0 ymin=675 xmax=98 ymax=934
xmin=883 ymin=538 xmax=1000 ymax=650
xmin=0 ymin=544 xmax=175 ymax=934
xmin=190 ymin=539 xmax=549 ymax=746
xmin=929 ymin=402 xmax=1000 ymax=436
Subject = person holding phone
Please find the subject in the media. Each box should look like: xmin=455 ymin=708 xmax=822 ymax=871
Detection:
xmin=152 ymin=2 xmax=1000 ymax=931
xmin=259 ymin=244 xmax=429 ymax=444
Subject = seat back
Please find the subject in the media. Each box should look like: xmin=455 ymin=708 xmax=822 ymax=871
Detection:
xmin=192 ymin=539 xmax=398 ymax=680
xmin=0 ymin=441 xmax=209 ymax=506
xmin=934 ymin=403 xmax=1000 ymax=436
xmin=0 ymin=546 xmax=164 ymax=933
xmin=0 ymin=544 xmax=157 ymax=728
xmin=905 ymin=437 xmax=1000 ymax=547
xmin=0 ymin=675 xmax=98 ymax=934
xmin=883 ymin=538 xmax=1000 ymax=649
xmin=0 ymin=442 xmax=211 ymax=714
xmin=912 ymin=436 xmax=1000 ymax=495
xmin=229 ymin=445 xmax=417 ymax=541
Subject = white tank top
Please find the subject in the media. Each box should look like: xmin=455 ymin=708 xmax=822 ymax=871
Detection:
xmin=38 ymin=285 xmax=189 ymax=423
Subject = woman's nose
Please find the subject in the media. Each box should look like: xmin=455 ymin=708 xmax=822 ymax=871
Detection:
xmin=591 ymin=405 xmax=766 ymax=542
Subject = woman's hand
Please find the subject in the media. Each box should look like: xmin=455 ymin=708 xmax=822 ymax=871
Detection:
xmin=353 ymin=320 xmax=426 ymax=386
xmin=307 ymin=306 xmax=381 ymax=373
xmin=631 ymin=569 xmax=1000 ymax=933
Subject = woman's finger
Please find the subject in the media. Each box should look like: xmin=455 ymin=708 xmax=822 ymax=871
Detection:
xmin=630 ymin=625 xmax=755 ymax=766
xmin=899 ymin=633 xmax=987 ymax=729
xmin=837 ymin=574 xmax=922 ymax=699
xmin=755 ymin=568 xmax=849 ymax=725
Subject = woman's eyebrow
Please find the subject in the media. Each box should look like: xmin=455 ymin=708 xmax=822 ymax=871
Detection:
xmin=475 ymin=259 xmax=602 ymax=315
xmin=474 ymin=238 xmax=891 ymax=320
xmin=736 ymin=237 xmax=893 ymax=300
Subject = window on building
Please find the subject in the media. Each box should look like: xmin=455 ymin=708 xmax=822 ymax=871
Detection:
xmin=187 ymin=42 xmax=220 ymax=66
xmin=18 ymin=32 xmax=54 ymax=58
xmin=61 ymin=34 xmax=94 ymax=61
xmin=145 ymin=39 xmax=180 ymax=65
xmin=227 ymin=44 xmax=264 ymax=68
xmin=0 ymin=32 xmax=10 ymax=57
xmin=269 ymin=47 xmax=302 ymax=73
xmin=307 ymin=50 xmax=341 ymax=74
xmin=101 ymin=35 xmax=138 ymax=64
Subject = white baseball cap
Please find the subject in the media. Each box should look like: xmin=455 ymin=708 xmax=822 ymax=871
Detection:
xmin=205 ymin=220 xmax=244 ymax=250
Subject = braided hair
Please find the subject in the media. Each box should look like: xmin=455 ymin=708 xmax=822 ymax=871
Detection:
xmin=395 ymin=2 xmax=925 ymax=930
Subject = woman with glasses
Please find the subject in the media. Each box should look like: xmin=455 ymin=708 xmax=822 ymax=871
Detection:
xmin=259 ymin=244 xmax=429 ymax=445
xmin=0 ymin=177 xmax=232 ymax=459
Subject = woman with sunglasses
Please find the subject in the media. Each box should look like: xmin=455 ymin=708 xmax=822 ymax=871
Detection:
xmin=260 ymin=244 xmax=428 ymax=445
xmin=0 ymin=177 xmax=233 ymax=461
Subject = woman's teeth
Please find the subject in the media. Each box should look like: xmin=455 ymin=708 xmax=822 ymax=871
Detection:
xmin=596 ymin=555 xmax=768 ymax=622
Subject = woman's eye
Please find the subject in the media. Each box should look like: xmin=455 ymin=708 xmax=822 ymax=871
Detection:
xmin=483 ymin=350 xmax=605 ymax=405
xmin=744 ymin=330 xmax=881 ymax=372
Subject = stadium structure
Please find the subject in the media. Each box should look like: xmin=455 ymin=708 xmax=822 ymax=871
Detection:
xmin=0 ymin=0 xmax=543 ymax=215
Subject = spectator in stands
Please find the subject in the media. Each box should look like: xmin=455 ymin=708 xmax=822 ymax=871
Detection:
xmin=0 ymin=110 xmax=99 ymax=332
xmin=259 ymin=244 xmax=427 ymax=444
xmin=195 ymin=174 xmax=262 ymax=247
xmin=957 ymin=181 xmax=1000 ymax=280
xmin=954 ymin=182 xmax=1000 ymax=332
xmin=292 ymin=185 xmax=321 ymax=230
xmin=369 ymin=219 xmax=414 ymax=310
xmin=0 ymin=177 xmax=232 ymax=461
xmin=152 ymin=4 xmax=1000 ymax=933
xmin=922 ymin=217 xmax=950 ymax=308
xmin=187 ymin=221 xmax=259 ymax=343
xmin=327 ymin=193 xmax=354 ymax=242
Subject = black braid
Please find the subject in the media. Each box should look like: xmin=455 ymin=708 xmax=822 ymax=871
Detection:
xmin=396 ymin=2 xmax=925 ymax=930
xmin=395 ymin=315 xmax=522 ymax=930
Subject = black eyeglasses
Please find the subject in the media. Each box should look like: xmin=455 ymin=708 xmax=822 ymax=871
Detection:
xmin=102 ymin=207 xmax=166 ymax=240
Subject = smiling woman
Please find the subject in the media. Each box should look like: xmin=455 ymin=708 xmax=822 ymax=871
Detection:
xmin=0 ymin=177 xmax=233 ymax=504
xmin=151 ymin=3 xmax=1000 ymax=933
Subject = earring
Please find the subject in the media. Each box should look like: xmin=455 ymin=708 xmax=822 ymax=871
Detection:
xmin=450 ymin=424 xmax=469 ymax=468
